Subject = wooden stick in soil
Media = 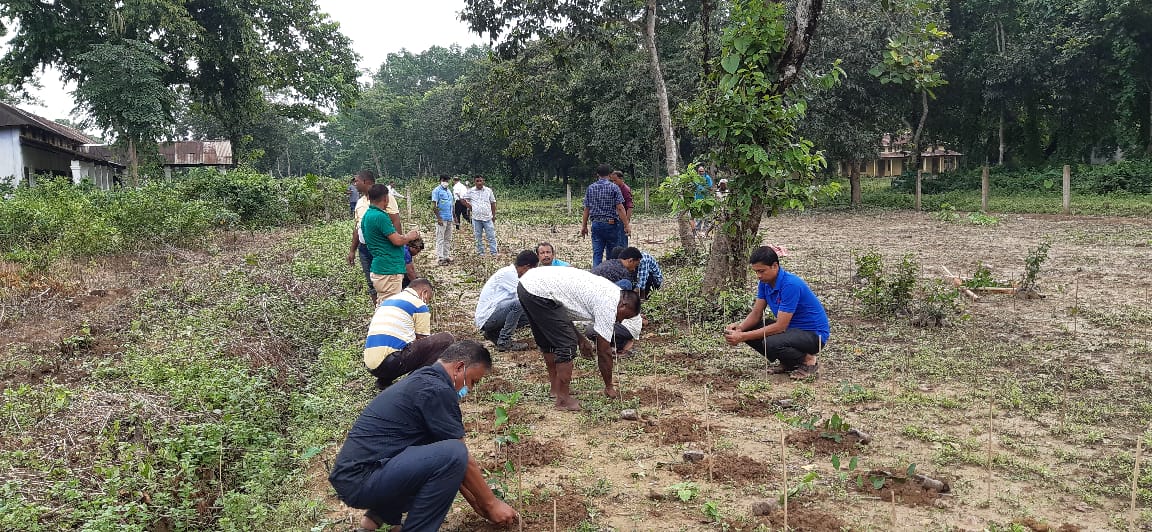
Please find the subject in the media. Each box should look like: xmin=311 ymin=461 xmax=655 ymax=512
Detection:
xmin=517 ymin=448 xmax=524 ymax=532
xmin=780 ymin=427 xmax=788 ymax=530
xmin=1130 ymin=427 xmax=1146 ymax=531
xmin=1073 ymin=277 xmax=1079 ymax=336
xmin=890 ymin=489 xmax=896 ymax=529
xmin=552 ymin=498 xmax=557 ymax=532
xmin=986 ymin=393 xmax=994 ymax=505
xmin=705 ymin=384 xmax=713 ymax=483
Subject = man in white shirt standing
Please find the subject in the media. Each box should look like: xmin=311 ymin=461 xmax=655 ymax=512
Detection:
xmin=516 ymin=267 xmax=640 ymax=411
xmin=461 ymin=175 xmax=498 ymax=256
xmin=474 ymin=250 xmax=538 ymax=352
xmin=452 ymin=177 xmax=471 ymax=230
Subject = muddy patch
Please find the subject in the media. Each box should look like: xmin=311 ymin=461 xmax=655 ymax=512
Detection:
xmin=852 ymin=470 xmax=951 ymax=507
xmin=668 ymin=453 xmax=773 ymax=485
xmin=625 ymin=385 xmax=684 ymax=407
xmin=728 ymin=505 xmax=849 ymax=532
xmin=715 ymin=394 xmax=778 ymax=417
xmin=456 ymin=491 xmax=588 ymax=531
xmin=786 ymin=429 xmax=866 ymax=455
xmin=482 ymin=439 xmax=565 ymax=470
xmin=1014 ymin=517 xmax=1086 ymax=532
xmin=643 ymin=415 xmax=709 ymax=443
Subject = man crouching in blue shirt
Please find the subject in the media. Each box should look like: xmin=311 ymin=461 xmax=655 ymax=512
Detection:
xmin=329 ymin=340 xmax=518 ymax=531
xmin=723 ymin=246 xmax=830 ymax=380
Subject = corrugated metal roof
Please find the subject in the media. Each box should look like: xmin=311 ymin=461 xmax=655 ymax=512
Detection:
xmin=157 ymin=140 xmax=234 ymax=166
xmin=0 ymin=101 xmax=99 ymax=145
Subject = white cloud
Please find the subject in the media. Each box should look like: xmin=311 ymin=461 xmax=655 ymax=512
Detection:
xmin=8 ymin=0 xmax=488 ymax=121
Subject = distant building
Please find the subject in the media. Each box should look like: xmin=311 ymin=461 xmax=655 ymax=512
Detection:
xmin=157 ymin=140 xmax=234 ymax=178
xmin=835 ymin=134 xmax=962 ymax=177
xmin=0 ymin=102 xmax=123 ymax=188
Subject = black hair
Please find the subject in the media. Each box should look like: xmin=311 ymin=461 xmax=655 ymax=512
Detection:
xmin=368 ymin=183 xmax=390 ymax=202
xmin=439 ymin=340 xmax=493 ymax=368
xmin=439 ymin=174 xmax=450 ymax=181
xmin=611 ymin=170 xmax=624 ymax=178
xmin=596 ymin=164 xmax=613 ymax=177
xmin=619 ymin=247 xmax=642 ymax=261
xmin=356 ymin=169 xmax=377 ymax=183
xmin=607 ymin=246 xmax=625 ymax=260
xmin=535 ymin=242 xmax=554 ymax=254
xmin=749 ymin=246 xmax=780 ymax=266
xmin=619 ymin=289 xmax=641 ymax=315
xmin=473 ymin=174 xmax=485 ymax=180
xmin=514 ymin=250 xmax=539 ymax=268
xmin=407 ymin=237 xmax=425 ymax=253
xmin=408 ymin=278 xmax=433 ymax=291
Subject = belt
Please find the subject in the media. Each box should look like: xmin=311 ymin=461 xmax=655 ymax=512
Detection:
xmin=592 ymin=218 xmax=618 ymax=224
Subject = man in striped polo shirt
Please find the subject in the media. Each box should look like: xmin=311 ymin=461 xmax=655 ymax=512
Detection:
xmin=364 ymin=278 xmax=454 ymax=389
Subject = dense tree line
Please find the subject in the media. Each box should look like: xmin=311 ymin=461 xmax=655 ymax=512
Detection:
xmin=1 ymin=0 xmax=1148 ymax=183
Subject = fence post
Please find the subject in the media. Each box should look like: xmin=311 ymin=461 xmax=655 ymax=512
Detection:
xmin=1062 ymin=165 xmax=1071 ymax=215
xmin=566 ymin=184 xmax=572 ymax=215
xmin=644 ymin=185 xmax=650 ymax=213
xmin=915 ymin=170 xmax=922 ymax=211
xmin=981 ymin=166 xmax=989 ymax=212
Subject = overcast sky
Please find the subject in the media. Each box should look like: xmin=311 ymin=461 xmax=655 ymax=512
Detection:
xmin=8 ymin=0 xmax=487 ymax=122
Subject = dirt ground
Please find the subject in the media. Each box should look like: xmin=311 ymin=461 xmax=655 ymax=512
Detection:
xmin=5 ymin=208 xmax=1152 ymax=531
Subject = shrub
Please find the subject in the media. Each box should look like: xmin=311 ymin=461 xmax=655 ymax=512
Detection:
xmin=853 ymin=250 xmax=917 ymax=316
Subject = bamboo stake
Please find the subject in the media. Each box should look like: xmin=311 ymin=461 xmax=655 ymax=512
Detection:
xmin=781 ymin=428 xmax=788 ymax=530
xmin=1073 ymin=278 xmax=1079 ymax=336
xmin=986 ymin=394 xmax=994 ymax=505
xmin=517 ymin=448 xmax=524 ymax=532
xmin=890 ymin=489 xmax=896 ymax=529
xmin=1130 ymin=427 xmax=1146 ymax=531
xmin=705 ymin=384 xmax=713 ymax=483
xmin=552 ymin=498 xmax=557 ymax=532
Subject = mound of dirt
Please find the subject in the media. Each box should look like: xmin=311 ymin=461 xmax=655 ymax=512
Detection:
xmin=1015 ymin=517 xmax=1085 ymax=532
xmin=669 ymin=453 xmax=773 ymax=485
xmin=852 ymin=470 xmax=951 ymax=507
xmin=482 ymin=439 xmax=565 ymax=470
xmin=727 ymin=505 xmax=848 ymax=532
xmin=715 ymin=395 xmax=777 ymax=417
xmin=643 ymin=415 xmax=709 ymax=443
xmin=626 ymin=385 xmax=683 ymax=407
xmin=457 ymin=491 xmax=588 ymax=531
xmin=786 ymin=429 xmax=866 ymax=455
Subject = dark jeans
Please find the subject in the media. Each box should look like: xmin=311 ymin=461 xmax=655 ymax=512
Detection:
xmin=370 ymin=332 xmax=455 ymax=387
xmin=744 ymin=329 xmax=823 ymax=368
xmin=347 ymin=439 xmax=468 ymax=532
xmin=482 ymin=299 xmax=529 ymax=348
xmin=358 ymin=243 xmax=376 ymax=301
xmin=454 ymin=200 xmax=471 ymax=227
xmin=616 ymin=221 xmax=629 ymax=249
xmin=590 ymin=220 xmax=619 ymax=268
xmin=585 ymin=323 xmax=633 ymax=351
xmin=518 ymin=285 xmax=579 ymax=363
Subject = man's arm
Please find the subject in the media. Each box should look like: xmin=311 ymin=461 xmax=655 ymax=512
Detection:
xmin=346 ymin=226 xmax=360 ymax=266
xmin=725 ymin=307 xmax=793 ymax=345
xmin=459 ymin=450 xmax=518 ymax=524
xmin=615 ymin=203 xmax=631 ymax=235
xmin=490 ymin=200 xmax=496 ymax=220
xmin=386 ymin=230 xmax=420 ymax=246
xmin=388 ymin=212 xmax=404 ymax=233
xmin=727 ymin=298 xmax=768 ymax=333
xmin=581 ymin=206 xmax=590 ymax=236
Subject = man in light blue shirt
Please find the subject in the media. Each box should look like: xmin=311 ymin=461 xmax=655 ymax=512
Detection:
xmin=474 ymin=250 xmax=538 ymax=351
xmin=535 ymin=242 xmax=571 ymax=267
xmin=431 ymin=175 xmax=456 ymax=265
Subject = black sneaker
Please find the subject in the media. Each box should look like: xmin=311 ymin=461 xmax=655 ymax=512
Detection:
xmin=497 ymin=342 xmax=529 ymax=352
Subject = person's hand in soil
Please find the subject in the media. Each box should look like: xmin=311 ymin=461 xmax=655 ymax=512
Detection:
xmin=480 ymin=498 xmax=518 ymax=526
xmin=722 ymin=328 xmax=746 ymax=346
xmin=724 ymin=321 xmax=741 ymax=334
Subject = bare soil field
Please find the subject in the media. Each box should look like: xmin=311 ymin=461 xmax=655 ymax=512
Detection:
xmin=4 ymin=209 xmax=1151 ymax=531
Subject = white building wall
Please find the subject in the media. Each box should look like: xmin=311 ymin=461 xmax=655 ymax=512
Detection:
xmin=0 ymin=129 xmax=23 ymax=186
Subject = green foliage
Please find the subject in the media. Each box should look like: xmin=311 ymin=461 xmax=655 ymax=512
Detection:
xmin=782 ymin=471 xmax=820 ymax=503
xmin=911 ymin=280 xmax=962 ymax=327
xmin=73 ymin=39 xmax=174 ymax=149
xmin=1017 ymin=239 xmax=1052 ymax=294
xmin=668 ymin=481 xmax=700 ymax=502
xmin=853 ymin=250 xmax=918 ymax=315
xmin=932 ymin=202 xmax=959 ymax=222
xmin=963 ymin=262 xmax=1008 ymax=289
xmin=894 ymin=161 xmax=1152 ymax=196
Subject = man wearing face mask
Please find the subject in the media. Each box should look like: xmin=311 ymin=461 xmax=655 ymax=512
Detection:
xmin=430 ymin=175 xmax=455 ymax=265
xmin=363 ymin=278 xmax=454 ymax=390
xmin=517 ymin=267 xmax=641 ymax=411
xmin=330 ymin=340 xmax=519 ymax=531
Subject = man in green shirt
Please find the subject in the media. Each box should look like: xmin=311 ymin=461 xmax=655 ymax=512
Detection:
xmin=363 ymin=184 xmax=421 ymax=301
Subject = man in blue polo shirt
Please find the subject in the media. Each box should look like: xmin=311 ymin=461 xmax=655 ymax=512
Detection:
xmin=330 ymin=341 xmax=518 ymax=531
xmin=580 ymin=164 xmax=630 ymax=267
xmin=430 ymin=175 xmax=455 ymax=265
xmin=723 ymin=246 xmax=829 ymax=380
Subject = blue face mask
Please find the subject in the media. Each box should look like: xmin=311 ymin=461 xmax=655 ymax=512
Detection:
xmin=457 ymin=385 xmax=469 ymax=400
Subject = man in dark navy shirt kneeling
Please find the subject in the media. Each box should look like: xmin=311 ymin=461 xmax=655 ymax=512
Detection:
xmin=329 ymin=340 xmax=518 ymax=531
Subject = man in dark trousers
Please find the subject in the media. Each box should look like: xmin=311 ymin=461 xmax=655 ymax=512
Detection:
xmin=517 ymin=267 xmax=640 ymax=411
xmin=329 ymin=341 xmax=518 ymax=531
xmin=723 ymin=246 xmax=830 ymax=380
xmin=580 ymin=164 xmax=630 ymax=267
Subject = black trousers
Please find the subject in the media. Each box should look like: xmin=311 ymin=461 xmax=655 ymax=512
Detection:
xmin=453 ymin=200 xmax=471 ymax=226
xmin=370 ymin=332 xmax=455 ymax=387
xmin=744 ymin=329 xmax=823 ymax=367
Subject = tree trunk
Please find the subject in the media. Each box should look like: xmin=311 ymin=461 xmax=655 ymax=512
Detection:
xmin=128 ymin=137 xmax=138 ymax=187
xmin=643 ymin=0 xmax=696 ymax=254
xmin=849 ymin=160 xmax=862 ymax=207
xmin=909 ymin=91 xmax=929 ymax=173
xmin=1147 ymin=83 xmax=1152 ymax=155
xmin=701 ymin=0 xmax=714 ymax=77
xmin=998 ymin=107 xmax=1005 ymax=166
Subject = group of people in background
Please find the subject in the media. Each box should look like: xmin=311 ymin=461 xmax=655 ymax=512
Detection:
xmin=330 ymin=164 xmax=830 ymax=532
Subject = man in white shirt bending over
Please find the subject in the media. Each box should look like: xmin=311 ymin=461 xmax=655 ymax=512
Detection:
xmin=474 ymin=250 xmax=538 ymax=352
xmin=516 ymin=267 xmax=640 ymax=411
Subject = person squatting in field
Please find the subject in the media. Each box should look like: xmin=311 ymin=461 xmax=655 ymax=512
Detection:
xmin=363 ymin=278 xmax=454 ymax=390
xmin=474 ymin=250 xmax=538 ymax=352
xmin=724 ymin=246 xmax=830 ymax=380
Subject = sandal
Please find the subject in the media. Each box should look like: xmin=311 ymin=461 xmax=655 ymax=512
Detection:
xmin=768 ymin=363 xmax=794 ymax=375
xmin=789 ymin=363 xmax=819 ymax=380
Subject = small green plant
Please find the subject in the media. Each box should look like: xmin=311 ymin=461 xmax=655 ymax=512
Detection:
xmin=932 ymin=203 xmax=960 ymax=222
xmin=834 ymin=382 xmax=878 ymax=404
xmin=963 ymin=262 xmax=1009 ymax=289
xmin=1017 ymin=238 xmax=1052 ymax=296
xmin=911 ymin=280 xmax=963 ymax=327
xmin=781 ymin=471 xmax=819 ymax=503
xmin=853 ymin=250 xmax=918 ymax=316
xmin=966 ymin=211 xmax=999 ymax=226
xmin=702 ymin=500 xmax=723 ymax=523
xmin=668 ymin=481 xmax=700 ymax=502
xmin=492 ymin=391 xmax=523 ymax=445
xmin=820 ymin=413 xmax=852 ymax=443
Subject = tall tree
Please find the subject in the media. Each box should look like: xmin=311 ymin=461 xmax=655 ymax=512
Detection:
xmin=678 ymin=0 xmax=839 ymax=296
xmin=0 ymin=0 xmax=359 ymax=164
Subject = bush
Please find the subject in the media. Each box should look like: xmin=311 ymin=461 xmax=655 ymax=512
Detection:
xmin=891 ymin=159 xmax=1152 ymax=195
